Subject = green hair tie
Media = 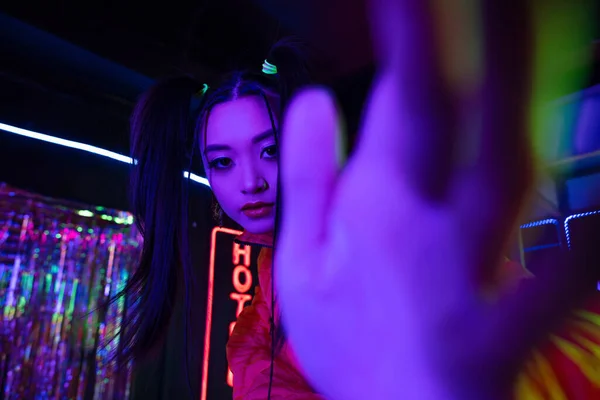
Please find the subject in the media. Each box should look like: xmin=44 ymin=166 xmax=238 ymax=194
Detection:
xmin=195 ymin=83 xmax=209 ymax=97
xmin=262 ymin=60 xmax=278 ymax=75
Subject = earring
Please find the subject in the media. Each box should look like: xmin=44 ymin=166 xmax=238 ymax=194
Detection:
xmin=211 ymin=197 xmax=224 ymax=227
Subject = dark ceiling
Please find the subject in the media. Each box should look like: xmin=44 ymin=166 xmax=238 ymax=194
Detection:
xmin=3 ymin=1 xmax=277 ymax=79
xmin=1 ymin=0 xmax=373 ymax=80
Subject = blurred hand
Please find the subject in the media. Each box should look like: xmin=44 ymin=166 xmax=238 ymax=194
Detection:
xmin=276 ymin=1 xmax=595 ymax=399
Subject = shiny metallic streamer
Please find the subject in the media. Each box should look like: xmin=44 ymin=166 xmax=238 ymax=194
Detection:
xmin=0 ymin=185 xmax=141 ymax=399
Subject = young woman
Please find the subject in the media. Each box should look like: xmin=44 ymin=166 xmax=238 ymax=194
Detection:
xmin=126 ymin=5 xmax=600 ymax=398
xmin=126 ymin=39 xmax=322 ymax=399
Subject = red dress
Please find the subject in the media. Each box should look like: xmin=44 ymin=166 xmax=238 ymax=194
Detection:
xmin=226 ymin=232 xmax=324 ymax=399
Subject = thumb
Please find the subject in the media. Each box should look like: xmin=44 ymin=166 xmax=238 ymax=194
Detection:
xmin=278 ymin=88 xmax=344 ymax=253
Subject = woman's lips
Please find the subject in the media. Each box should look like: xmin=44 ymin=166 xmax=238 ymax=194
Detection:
xmin=241 ymin=202 xmax=274 ymax=219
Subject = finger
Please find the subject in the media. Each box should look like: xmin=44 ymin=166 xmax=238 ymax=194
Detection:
xmin=278 ymin=88 xmax=344 ymax=252
xmin=458 ymin=0 xmax=594 ymax=289
xmin=359 ymin=0 xmax=458 ymax=200
xmin=477 ymin=0 xmax=594 ymax=194
xmin=479 ymin=0 xmax=533 ymax=170
xmin=466 ymin=1 xmax=534 ymax=227
xmin=453 ymin=1 xmax=535 ymax=287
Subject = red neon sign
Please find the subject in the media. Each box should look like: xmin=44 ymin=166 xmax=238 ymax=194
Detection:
xmin=201 ymin=227 xmax=254 ymax=400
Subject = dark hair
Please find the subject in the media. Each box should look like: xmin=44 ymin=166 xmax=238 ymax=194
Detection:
xmin=120 ymin=76 xmax=199 ymax=364
xmin=121 ymin=38 xmax=311 ymax=395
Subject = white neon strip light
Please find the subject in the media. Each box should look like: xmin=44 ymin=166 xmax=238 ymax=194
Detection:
xmin=564 ymin=210 xmax=600 ymax=249
xmin=186 ymin=171 xmax=209 ymax=187
xmin=563 ymin=210 xmax=600 ymax=291
xmin=183 ymin=171 xmax=210 ymax=187
xmin=0 ymin=122 xmax=210 ymax=187
xmin=183 ymin=171 xmax=210 ymax=186
xmin=519 ymin=218 xmax=558 ymax=229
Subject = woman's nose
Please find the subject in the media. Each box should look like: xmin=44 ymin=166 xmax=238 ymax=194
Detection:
xmin=241 ymin=174 xmax=268 ymax=194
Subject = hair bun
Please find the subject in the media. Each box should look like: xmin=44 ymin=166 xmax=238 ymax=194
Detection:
xmin=266 ymin=37 xmax=311 ymax=89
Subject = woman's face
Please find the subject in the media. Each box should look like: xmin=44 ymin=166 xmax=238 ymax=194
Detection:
xmin=203 ymin=95 xmax=278 ymax=234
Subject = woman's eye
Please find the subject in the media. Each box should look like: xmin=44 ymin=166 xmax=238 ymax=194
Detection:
xmin=208 ymin=157 xmax=233 ymax=170
xmin=262 ymin=145 xmax=278 ymax=159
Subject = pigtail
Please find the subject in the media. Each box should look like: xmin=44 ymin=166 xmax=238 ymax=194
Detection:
xmin=266 ymin=37 xmax=313 ymax=111
xmin=121 ymin=76 xmax=201 ymax=364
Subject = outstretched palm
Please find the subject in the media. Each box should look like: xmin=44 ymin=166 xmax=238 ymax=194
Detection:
xmin=276 ymin=1 xmax=593 ymax=399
